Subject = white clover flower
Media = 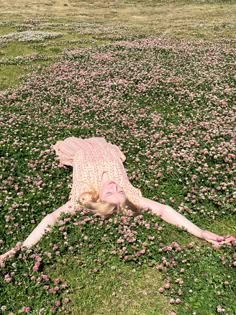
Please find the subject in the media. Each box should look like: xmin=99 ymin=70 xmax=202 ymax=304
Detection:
xmin=0 ymin=31 xmax=63 ymax=43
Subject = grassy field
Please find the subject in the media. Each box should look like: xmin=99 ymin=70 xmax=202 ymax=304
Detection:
xmin=0 ymin=1 xmax=236 ymax=314
xmin=1 ymin=0 xmax=236 ymax=90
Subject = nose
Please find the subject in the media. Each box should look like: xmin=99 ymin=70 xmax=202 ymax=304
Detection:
xmin=102 ymin=172 xmax=110 ymax=182
xmin=109 ymin=182 xmax=118 ymax=192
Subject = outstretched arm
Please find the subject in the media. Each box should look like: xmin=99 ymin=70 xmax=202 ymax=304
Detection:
xmin=139 ymin=197 xmax=235 ymax=247
xmin=0 ymin=201 xmax=74 ymax=264
xmin=22 ymin=200 xmax=74 ymax=248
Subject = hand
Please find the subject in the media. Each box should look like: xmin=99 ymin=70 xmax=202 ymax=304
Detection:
xmin=0 ymin=242 xmax=22 ymax=265
xmin=201 ymin=230 xmax=236 ymax=248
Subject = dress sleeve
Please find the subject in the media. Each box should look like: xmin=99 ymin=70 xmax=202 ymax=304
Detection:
xmin=52 ymin=137 xmax=85 ymax=167
xmin=111 ymin=144 xmax=126 ymax=162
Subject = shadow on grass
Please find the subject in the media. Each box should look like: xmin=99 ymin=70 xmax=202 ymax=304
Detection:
xmin=47 ymin=255 xmax=174 ymax=315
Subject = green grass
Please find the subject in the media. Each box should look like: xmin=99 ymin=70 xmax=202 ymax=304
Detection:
xmin=0 ymin=30 xmax=112 ymax=90
xmin=0 ymin=26 xmax=16 ymax=35
xmin=0 ymin=64 xmax=28 ymax=90
xmin=1 ymin=41 xmax=35 ymax=57
xmin=48 ymin=256 xmax=173 ymax=315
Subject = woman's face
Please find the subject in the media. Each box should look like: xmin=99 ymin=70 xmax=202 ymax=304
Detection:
xmin=99 ymin=172 xmax=126 ymax=205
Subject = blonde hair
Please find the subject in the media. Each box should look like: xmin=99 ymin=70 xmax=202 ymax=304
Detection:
xmin=79 ymin=189 xmax=140 ymax=218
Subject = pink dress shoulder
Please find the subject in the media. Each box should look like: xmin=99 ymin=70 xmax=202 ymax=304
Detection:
xmin=53 ymin=137 xmax=142 ymax=209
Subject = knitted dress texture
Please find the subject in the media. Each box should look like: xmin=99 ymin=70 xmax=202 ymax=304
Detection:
xmin=53 ymin=137 xmax=142 ymax=210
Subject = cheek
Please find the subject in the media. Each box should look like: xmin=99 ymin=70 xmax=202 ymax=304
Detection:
xmin=105 ymin=194 xmax=126 ymax=205
xmin=103 ymin=196 xmax=115 ymax=204
xmin=99 ymin=183 xmax=109 ymax=195
xmin=99 ymin=187 xmax=107 ymax=200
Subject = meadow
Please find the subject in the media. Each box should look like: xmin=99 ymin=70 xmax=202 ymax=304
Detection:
xmin=0 ymin=1 xmax=236 ymax=314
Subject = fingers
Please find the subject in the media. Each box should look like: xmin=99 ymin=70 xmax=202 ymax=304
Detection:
xmin=211 ymin=242 xmax=222 ymax=249
xmin=202 ymin=230 xmax=236 ymax=247
xmin=0 ymin=253 xmax=8 ymax=264
xmin=0 ymin=246 xmax=21 ymax=264
xmin=211 ymin=236 xmax=236 ymax=248
xmin=14 ymin=242 xmax=22 ymax=251
xmin=218 ymin=236 xmax=236 ymax=246
xmin=223 ymin=236 xmax=236 ymax=245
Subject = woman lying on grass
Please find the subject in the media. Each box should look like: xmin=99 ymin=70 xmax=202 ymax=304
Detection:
xmin=1 ymin=137 xmax=235 ymax=263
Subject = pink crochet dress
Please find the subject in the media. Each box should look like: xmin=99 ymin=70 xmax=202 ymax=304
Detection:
xmin=53 ymin=137 xmax=142 ymax=210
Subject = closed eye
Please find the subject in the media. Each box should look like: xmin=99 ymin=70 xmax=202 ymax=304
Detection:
xmin=105 ymin=192 xmax=113 ymax=196
xmin=105 ymin=191 xmax=124 ymax=196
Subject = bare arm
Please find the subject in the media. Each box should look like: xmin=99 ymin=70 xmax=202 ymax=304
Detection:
xmin=0 ymin=200 xmax=74 ymax=264
xmin=139 ymin=196 xmax=235 ymax=246
xmin=22 ymin=200 xmax=74 ymax=248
